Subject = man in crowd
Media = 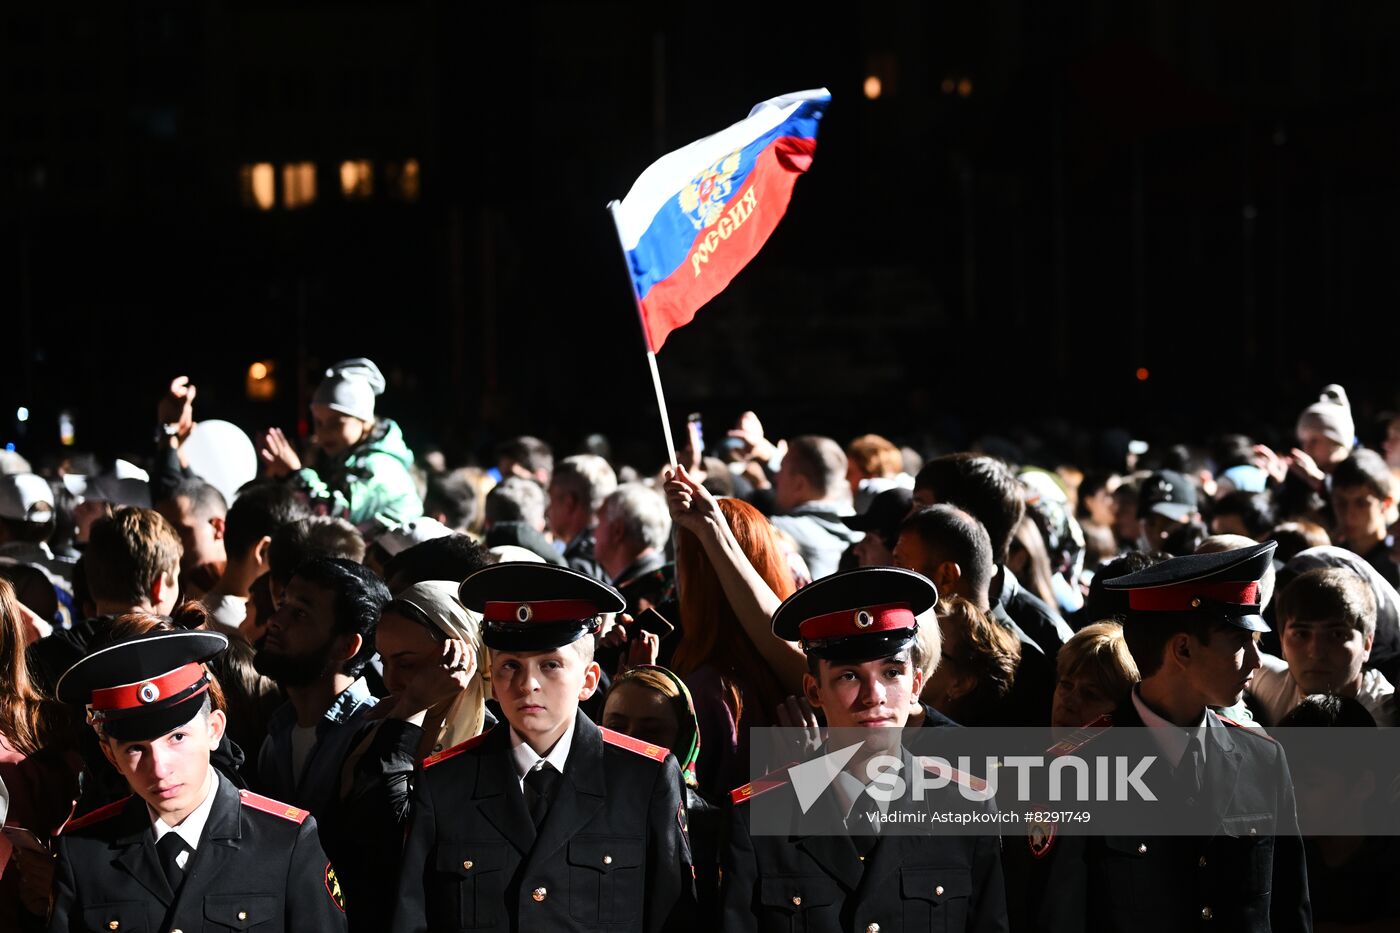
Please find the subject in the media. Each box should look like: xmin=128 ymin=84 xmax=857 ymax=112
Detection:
xmin=484 ymin=476 xmax=565 ymax=565
xmin=1250 ymin=566 xmax=1395 ymax=726
xmin=496 ymin=435 xmax=554 ymax=486
xmin=392 ymin=562 xmax=695 ymax=932
xmin=722 ymin=566 xmax=1008 ymax=932
xmin=771 ymin=435 xmax=861 ymax=580
xmin=202 ymin=483 xmax=309 ymax=631
xmin=1329 ymin=448 xmax=1399 ymax=587
xmin=0 ymin=472 xmax=74 ymax=583
xmin=156 ymin=478 xmax=228 ymax=599
xmin=50 ymin=629 xmax=347 ymax=932
xmin=254 ymin=557 xmax=386 ymax=818
xmin=28 ymin=507 xmax=182 ymax=692
xmin=595 ymin=483 xmax=674 ymax=614
xmin=547 ymin=453 xmax=618 ymax=580
xmin=912 ymin=454 xmax=1072 ymax=657
xmin=1135 ymin=469 xmax=1201 ymax=554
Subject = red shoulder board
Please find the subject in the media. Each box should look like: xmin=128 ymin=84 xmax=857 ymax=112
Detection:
xmin=1218 ymin=716 xmax=1275 ymax=739
xmin=423 ymin=726 xmax=496 ymax=769
xmin=1046 ymin=714 xmax=1113 ymax=757
xmin=600 ymin=726 xmax=669 ymax=762
xmin=730 ymin=770 xmax=790 ymax=805
xmin=238 ymin=790 xmax=309 ymax=824
xmin=918 ymin=756 xmax=990 ymax=794
xmin=60 ymin=796 xmax=133 ymax=834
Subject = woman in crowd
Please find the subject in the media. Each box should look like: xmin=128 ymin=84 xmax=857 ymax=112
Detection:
xmin=664 ymin=466 xmax=801 ymax=801
xmin=0 ymin=578 xmax=78 ymax=931
xmin=1050 ymin=621 xmax=1139 ymax=735
xmin=601 ymin=665 xmax=720 ymax=924
xmin=259 ymin=357 xmax=423 ymax=532
xmin=337 ymin=580 xmax=489 ymax=932
xmin=921 ymin=596 xmax=1021 ymax=726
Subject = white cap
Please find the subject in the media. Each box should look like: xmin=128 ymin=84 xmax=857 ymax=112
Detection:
xmin=375 ymin=517 xmax=453 ymax=558
xmin=487 ymin=544 xmax=546 ymax=564
xmin=0 ymin=473 xmax=55 ymax=522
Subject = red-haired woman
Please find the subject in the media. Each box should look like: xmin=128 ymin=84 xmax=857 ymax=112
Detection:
xmin=664 ymin=466 xmax=804 ymax=800
xmin=0 ymin=578 xmax=79 ymax=929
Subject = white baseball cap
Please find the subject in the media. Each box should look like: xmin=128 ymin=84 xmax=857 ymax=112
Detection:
xmin=0 ymin=473 xmax=55 ymax=522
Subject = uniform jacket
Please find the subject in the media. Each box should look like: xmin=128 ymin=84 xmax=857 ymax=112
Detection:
xmin=291 ymin=417 xmax=423 ymax=533
xmin=391 ymin=714 xmax=696 ymax=933
xmin=1004 ymin=701 xmax=1311 ymax=933
xmin=49 ymin=772 xmax=346 ymax=933
xmin=722 ymin=747 xmax=1009 ymax=933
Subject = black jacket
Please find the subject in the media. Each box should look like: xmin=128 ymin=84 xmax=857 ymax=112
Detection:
xmin=1003 ymin=700 xmax=1311 ymax=933
xmin=721 ymin=746 xmax=1009 ymax=933
xmin=49 ymin=772 xmax=346 ymax=933
xmin=391 ymin=715 xmax=696 ymax=933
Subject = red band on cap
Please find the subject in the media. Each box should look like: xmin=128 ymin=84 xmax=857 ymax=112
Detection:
xmin=799 ymin=603 xmax=916 ymax=641
xmin=1128 ymin=580 xmax=1260 ymax=612
xmin=90 ymin=662 xmax=207 ymax=713
xmin=483 ymin=599 xmax=600 ymax=624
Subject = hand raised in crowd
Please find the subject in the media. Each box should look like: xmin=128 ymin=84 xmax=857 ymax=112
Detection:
xmin=385 ymin=638 xmax=476 ymax=721
xmin=156 ymin=375 xmax=197 ymax=444
xmin=616 ymin=630 xmax=660 ymax=677
xmin=726 ymin=409 xmax=784 ymax=465
xmin=1286 ymin=446 xmax=1328 ymax=490
xmin=663 ymin=464 xmax=724 ymax=536
xmin=775 ymin=694 xmax=824 ymax=759
xmin=258 ymin=426 xmax=303 ymax=478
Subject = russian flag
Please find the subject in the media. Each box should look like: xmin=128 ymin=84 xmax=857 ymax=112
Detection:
xmin=612 ymin=88 xmax=830 ymax=352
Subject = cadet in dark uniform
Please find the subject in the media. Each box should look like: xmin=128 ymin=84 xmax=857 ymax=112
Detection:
xmin=722 ymin=567 xmax=1008 ymax=933
xmin=49 ymin=630 xmax=346 ymax=933
xmin=1013 ymin=542 xmax=1311 ymax=932
xmin=391 ymin=563 xmax=695 ymax=933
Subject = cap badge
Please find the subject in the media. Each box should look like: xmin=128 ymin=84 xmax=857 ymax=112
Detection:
xmin=516 ymin=604 xmax=533 ymax=623
xmin=138 ymin=682 xmax=161 ymax=704
xmin=855 ymin=610 xmax=874 ymax=629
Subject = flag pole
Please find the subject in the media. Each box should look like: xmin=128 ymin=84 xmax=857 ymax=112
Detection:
xmin=607 ymin=200 xmax=678 ymax=470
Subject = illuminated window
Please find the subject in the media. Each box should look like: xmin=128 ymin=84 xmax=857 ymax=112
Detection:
xmin=386 ymin=158 xmax=420 ymax=202
xmin=339 ymin=159 xmax=373 ymax=199
xmin=240 ymin=162 xmax=275 ymax=210
xmin=282 ymin=161 xmax=316 ymax=209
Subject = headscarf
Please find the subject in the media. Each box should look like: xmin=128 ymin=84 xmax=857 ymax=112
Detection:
xmin=389 ymin=580 xmax=487 ymax=751
xmin=611 ymin=665 xmax=701 ymax=789
xmin=312 ymin=358 xmax=386 ymax=423
xmin=1286 ymin=546 xmax=1400 ymax=673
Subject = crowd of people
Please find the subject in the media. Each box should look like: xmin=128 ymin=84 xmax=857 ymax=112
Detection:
xmin=0 ymin=360 xmax=1397 ymax=932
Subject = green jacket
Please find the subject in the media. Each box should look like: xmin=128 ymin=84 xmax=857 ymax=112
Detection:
xmin=292 ymin=417 xmax=423 ymax=533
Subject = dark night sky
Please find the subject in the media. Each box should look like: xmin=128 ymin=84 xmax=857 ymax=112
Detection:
xmin=4 ymin=1 xmax=1400 ymax=472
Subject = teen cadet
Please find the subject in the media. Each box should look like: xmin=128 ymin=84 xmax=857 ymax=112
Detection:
xmin=391 ymin=562 xmax=695 ymax=933
xmin=722 ymin=566 xmax=1008 ymax=933
xmin=49 ymin=630 xmax=346 ymax=933
xmin=1016 ymin=542 xmax=1310 ymax=932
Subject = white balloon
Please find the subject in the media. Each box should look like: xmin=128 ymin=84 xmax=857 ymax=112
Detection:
xmin=184 ymin=419 xmax=258 ymax=504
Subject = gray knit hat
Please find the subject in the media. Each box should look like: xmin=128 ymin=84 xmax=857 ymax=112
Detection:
xmin=1296 ymin=384 xmax=1355 ymax=448
xmin=312 ymin=358 xmax=386 ymax=422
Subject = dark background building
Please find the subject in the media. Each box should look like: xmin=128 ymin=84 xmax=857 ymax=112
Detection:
xmin=4 ymin=1 xmax=1399 ymax=471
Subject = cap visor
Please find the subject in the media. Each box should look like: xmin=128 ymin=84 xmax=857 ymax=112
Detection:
xmin=1227 ymin=611 xmax=1271 ymax=634
xmin=1147 ymin=503 xmax=1195 ymax=521
xmin=97 ymin=693 xmax=209 ymax=743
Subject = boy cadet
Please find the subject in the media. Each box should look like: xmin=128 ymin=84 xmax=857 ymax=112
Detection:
xmin=50 ymin=630 xmax=347 ymax=933
xmin=1021 ymin=542 xmax=1311 ymax=932
xmin=391 ymin=563 xmax=695 ymax=933
xmin=722 ymin=566 xmax=1008 ymax=933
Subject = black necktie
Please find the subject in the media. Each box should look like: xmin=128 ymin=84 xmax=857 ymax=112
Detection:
xmin=524 ymin=764 xmax=560 ymax=828
xmin=1176 ymin=734 xmax=1204 ymax=801
xmin=156 ymin=832 xmax=189 ymax=893
xmin=848 ymin=793 xmax=882 ymax=858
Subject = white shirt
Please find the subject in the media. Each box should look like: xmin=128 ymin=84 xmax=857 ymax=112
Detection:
xmin=149 ymin=769 xmax=219 ymax=871
xmin=1131 ymin=687 xmax=1210 ymax=768
xmin=1250 ymin=652 xmax=1397 ymax=726
xmin=289 ymin=724 xmax=318 ymax=784
xmin=201 ymin=593 xmax=248 ymax=631
xmin=508 ymin=722 xmax=575 ymax=793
